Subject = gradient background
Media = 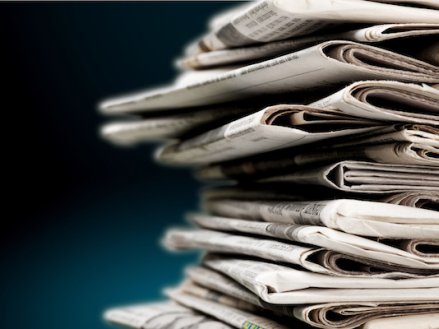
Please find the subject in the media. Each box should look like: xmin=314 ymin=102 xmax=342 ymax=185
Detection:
xmin=2 ymin=2 xmax=236 ymax=328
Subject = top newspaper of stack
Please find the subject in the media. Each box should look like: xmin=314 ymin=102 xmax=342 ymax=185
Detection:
xmin=185 ymin=0 xmax=439 ymax=53
xmin=99 ymin=1 xmax=439 ymax=115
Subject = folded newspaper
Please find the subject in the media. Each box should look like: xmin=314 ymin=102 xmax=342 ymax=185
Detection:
xmin=104 ymin=301 xmax=234 ymax=329
xmin=200 ymin=185 xmax=439 ymax=211
xmin=179 ymin=23 xmax=439 ymax=69
xmin=204 ymin=198 xmax=439 ymax=239
xmin=311 ymin=80 xmax=439 ymax=125
xmin=196 ymin=125 xmax=439 ymax=181
xmin=188 ymin=214 xmax=439 ymax=272
xmin=100 ymin=106 xmax=255 ymax=146
xmin=164 ymin=228 xmax=439 ymax=276
xmin=100 ymin=42 xmax=439 ymax=114
xmin=258 ymin=160 xmax=439 ymax=193
xmin=186 ymin=265 xmax=439 ymax=329
xmin=156 ymin=106 xmax=381 ymax=165
xmin=166 ymin=289 xmax=291 ymax=329
xmin=186 ymin=0 xmax=439 ymax=53
xmin=201 ymin=255 xmax=439 ymax=304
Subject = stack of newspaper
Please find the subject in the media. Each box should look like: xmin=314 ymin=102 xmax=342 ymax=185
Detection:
xmin=100 ymin=1 xmax=439 ymax=328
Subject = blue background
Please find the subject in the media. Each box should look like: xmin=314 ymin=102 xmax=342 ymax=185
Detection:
xmin=2 ymin=2 xmax=236 ymax=329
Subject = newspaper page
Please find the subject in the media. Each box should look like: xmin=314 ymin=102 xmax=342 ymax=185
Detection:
xmin=185 ymin=266 xmax=266 ymax=309
xmin=203 ymin=256 xmax=439 ymax=304
xmin=179 ymin=23 xmax=439 ymax=69
xmin=156 ymin=106 xmax=381 ymax=165
xmin=167 ymin=289 xmax=290 ymax=329
xmin=165 ymin=228 xmax=439 ymax=276
xmin=178 ymin=280 xmax=260 ymax=313
xmin=188 ymin=214 xmax=439 ymax=273
xmin=295 ymin=302 xmax=439 ymax=329
xmin=186 ymin=0 xmax=439 ymax=53
xmin=186 ymin=265 xmax=439 ymax=329
xmin=195 ymin=129 xmax=439 ymax=181
xmin=204 ymin=198 xmax=439 ymax=239
xmin=259 ymin=160 xmax=439 ymax=193
xmin=104 ymin=301 xmax=233 ymax=329
xmin=200 ymin=185 xmax=439 ymax=211
xmin=362 ymin=313 xmax=439 ymax=329
xmin=382 ymin=191 xmax=439 ymax=210
xmin=311 ymin=80 xmax=439 ymax=125
xmin=100 ymin=106 xmax=255 ymax=146
xmin=99 ymin=41 xmax=439 ymax=114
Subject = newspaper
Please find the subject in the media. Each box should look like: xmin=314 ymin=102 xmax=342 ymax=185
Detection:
xmin=164 ymin=228 xmax=439 ymax=276
xmin=382 ymin=191 xmax=439 ymax=209
xmin=185 ymin=267 xmax=266 ymax=309
xmin=104 ymin=301 xmax=233 ymax=329
xmin=204 ymin=198 xmax=439 ymax=239
xmin=259 ymin=160 xmax=439 ymax=193
xmin=196 ymin=143 xmax=439 ymax=181
xmin=178 ymin=280 xmax=260 ymax=313
xmin=186 ymin=265 xmax=439 ymax=329
xmin=200 ymin=185 xmax=439 ymax=211
xmin=203 ymin=256 xmax=439 ymax=304
xmin=195 ymin=125 xmax=439 ymax=180
xmin=295 ymin=302 xmax=439 ymax=329
xmin=99 ymin=41 xmax=439 ymax=114
xmin=188 ymin=213 xmax=439 ymax=273
xmin=100 ymin=106 xmax=254 ymax=146
xmin=179 ymin=23 xmax=439 ymax=69
xmin=311 ymin=80 xmax=439 ymax=125
xmin=156 ymin=106 xmax=381 ymax=165
xmin=185 ymin=0 xmax=439 ymax=53
xmin=361 ymin=313 xmax=439 ymax=329
xmin=166 ymin=289 xmax=290 ymax=329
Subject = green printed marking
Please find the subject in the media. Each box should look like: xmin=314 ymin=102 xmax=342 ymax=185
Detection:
xmin=241 ymin=321 xmax=264 ymax=329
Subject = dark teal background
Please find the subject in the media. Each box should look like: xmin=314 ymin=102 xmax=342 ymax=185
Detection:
xmin=1 ymin=2 xmax=236 ymax=328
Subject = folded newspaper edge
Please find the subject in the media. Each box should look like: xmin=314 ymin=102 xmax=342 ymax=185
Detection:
xmin=204 ymin=197 xmax=439 ymax=239
xmin=203 ymin=255 xmax=439 ymax=304
xmin=104 ymin=301 xmax=233 ymax=329
xmin=99 ymin=41 xmax=439 ymax=114
xmin=186 ymin=265 xmax=439 ymax=329
xmin=179 ymin=23 xmax=439 ymax=69
xmin=156 ymin=106 xmax=382 ymax=165
xmin=200 ymin=185 xmax=439 ymax=211
xmin=258 ymin=160 xmax=439 ymax=193
xmin=100 ymin=106 xmax=255 ymax=146
xmin=188 ymin=213 xmax=439 ymax=272
xmin=166 ymin=288 xmax=291 ymax=329
xmin=311 ymin=80 xmax=439 ymax=125
xmin=187 ymin=0 xmax=439 ymax=53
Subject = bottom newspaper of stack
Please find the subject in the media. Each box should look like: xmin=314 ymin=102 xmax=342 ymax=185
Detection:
xmin=105 ymin=198 xmax=439 ymax=329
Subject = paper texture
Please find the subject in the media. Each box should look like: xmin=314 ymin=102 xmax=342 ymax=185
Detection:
xmin=204 ymin=198 xmax=439 ymax=239
xmin=311 ymin=80 xmax=439 ymax=125
xmin=260 ymin=160 xmax=439 ymax=193
xmin=203 ymin=256 xmax=439 ymax=304
xmin=167 ymin=289 xmax=289 ymax=329
xmin=196 ymin=123 xmax=439 ymax=182
xmin=186 ymin=0 xmax=439 ymax=52
xmin=100 ymin=41 xmax=439 ymax=114
xmin=186 ymin=265 xmax=439 ymax=329
xmin=100 ymin=106 xmax=254 ymax=146
xmin=156 ymin=106 xmax=380 ymax=165
xmin=188 ymin=213 xmax=439 ymax=274
xmin=104 ymin=301 xmax=233 ymax=329
xmin=179 ymin=24 xmax=439 ymax=69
